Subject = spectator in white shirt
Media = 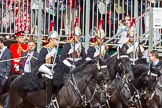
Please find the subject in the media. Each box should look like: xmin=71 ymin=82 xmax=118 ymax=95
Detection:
xmin=19 ymin=40 xmax=39 ymax=74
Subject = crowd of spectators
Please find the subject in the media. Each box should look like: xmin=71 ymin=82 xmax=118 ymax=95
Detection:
xmin=0 ymin=0 xmax=162 ymax=45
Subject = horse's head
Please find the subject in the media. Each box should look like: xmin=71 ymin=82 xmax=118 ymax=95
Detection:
xmin=133 ymin=64 xmax=160 ymax=92
xmin=72 ymin=60 xmax=99 ymax=82
xmin=97 ymin=58 xmax=109 ymax=81
xmin=116 ymin=47 xmax=134 ymax=82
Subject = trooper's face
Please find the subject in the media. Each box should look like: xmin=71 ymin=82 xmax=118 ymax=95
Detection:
xmin=50 ymin=38 xmax=58 ymax=46
xmin=129 ymin=36 xmax=134 ymax=42
xmin=99 ymin=25 xmax=102 ymax=29
xmin=125 ymin=17 xmax=131 ymax=26
xmin=16 ymin=36 xmax=25 ymax=44
xmin=74 ymin=35 xmax=80 ymax=42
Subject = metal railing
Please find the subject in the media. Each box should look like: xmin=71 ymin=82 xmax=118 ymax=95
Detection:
xmin=0 ymin=0 xmax=162 ymax=52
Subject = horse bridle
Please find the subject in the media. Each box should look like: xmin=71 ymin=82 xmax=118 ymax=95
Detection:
xmin=117 ymin=55 xmax=131 ymax=78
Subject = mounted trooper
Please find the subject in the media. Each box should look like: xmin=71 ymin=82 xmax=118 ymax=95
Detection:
xmin=118 ymin=18 xmax=140 ymax=63
xmin=86 ymin=19 xmax=110 ymax=62
xmin=38 ymin=30 xmax=59 ymax=107
xmin=60 ymin=17 xmax=86 ymax=70
xmin=121 ymin=35 xmax=138 ymax=62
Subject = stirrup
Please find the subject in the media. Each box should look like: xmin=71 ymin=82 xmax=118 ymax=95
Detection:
xmin=45 ymin=104 xmax=50 ymax=108
xmin=50 ymin=96 xmax=59 ymax=108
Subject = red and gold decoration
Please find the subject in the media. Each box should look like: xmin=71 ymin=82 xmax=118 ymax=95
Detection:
xmin=68 ymin=17 xmax=81 ymax=43
xmin=95 ymin=18 xmax=106 ymax=39
xmin=126 ymin=18 xmax=136 ymax=37
xmin=49 ymin=21 xmax=55 ymax=33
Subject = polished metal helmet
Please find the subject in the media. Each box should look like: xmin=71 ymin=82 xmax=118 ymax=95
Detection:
xmin=73 ymin=27 xmax=81 ymax=36
xmin=95 ymin=29 xmax=105 ymax=39
xmin=48 ymin=31 xmax=58 ymax=39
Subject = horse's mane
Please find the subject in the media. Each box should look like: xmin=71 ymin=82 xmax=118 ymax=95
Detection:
xmin=52 ymin=62 xmax=70 ymax=88
xmin=132 ymin=64 xmax=150 ymax=86
xmin=53 ymin=62 xmax=70 ymax=74
xmin=72 ymin=60 xmax=96 ymax=73
xmin=133 ymin=64 xmax=149 ymax=75
xmin=135 ymin=58 xmax=148 ymax=65
xmin=132 ymin=64 xmax=150 ymax=76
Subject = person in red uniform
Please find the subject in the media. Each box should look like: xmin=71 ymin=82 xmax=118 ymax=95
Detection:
xmin=10 ymin=31 xmax=28 ymax=75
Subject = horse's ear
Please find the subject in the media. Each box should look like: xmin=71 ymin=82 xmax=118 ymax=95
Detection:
xmin=120 ymin=44 xmax=128 ymax=55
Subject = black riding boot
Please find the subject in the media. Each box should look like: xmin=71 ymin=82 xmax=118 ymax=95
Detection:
xmin=44 ymin=77 xmax=53 ymax=107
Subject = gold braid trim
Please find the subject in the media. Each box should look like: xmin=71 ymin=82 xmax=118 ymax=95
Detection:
xmin=43 ymin=43 xmax=55 ymax=49
xmin=90 ymin=39 xmax=101 ymax=46
xmin=90 ymin=42 xmax=98 ymax=46
xmin=67 ymin=37 xmax=75 ymax=43
xmin=18 ymin=44 xmax=28 ymax=52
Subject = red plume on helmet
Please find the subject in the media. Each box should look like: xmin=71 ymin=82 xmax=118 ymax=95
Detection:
xmin=73 ymin=17 xmax=79 ymax=28
xmin=49 ymin=21 xmax=54 ymax=33
xmin=67 ymin=17 xmax=81 ymax=43
xmin=93 ymin=36 xmax=97 ymax=43
xmin=126 ymin=18 xmax=136 ymax=37
xmin=98 ymin=18 xmax=104 ymax=29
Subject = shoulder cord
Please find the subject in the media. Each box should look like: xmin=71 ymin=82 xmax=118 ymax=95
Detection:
xmin=18 ymin=44 xmax=28 ymax=52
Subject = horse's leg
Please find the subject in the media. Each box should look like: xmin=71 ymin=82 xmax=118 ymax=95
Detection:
xmin=146 ymin=100 xmax=158 ymax=108
xmin=24 ymin=90 xmax=45 ymax=107
xmin=19 ymin=101 xmax=36 ymax=108
xmin=109 ymin=100 xmax=123 ymax=108
xmin=115 ymin=103 xmax=123 ymax=108
xmin=8 ymin=79 xmax=24 ymax=108
xmin=110 ymin=93 xmax=123 ymax=108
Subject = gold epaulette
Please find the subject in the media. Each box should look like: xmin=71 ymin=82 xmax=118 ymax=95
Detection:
xmin=90 ymin=42 xmax=98 ymax=46
xmin=18 ymin=44 xmax=28 ymax=52
xmin=125 ymin=41 xmax=131 ymax=44
xmin=67 ymin=38 xmax=75 ymax=43
xmin=43 ymin=43 xmax=55 ymax=49
xmin=43 ymin=44 xmax=49 ymax=48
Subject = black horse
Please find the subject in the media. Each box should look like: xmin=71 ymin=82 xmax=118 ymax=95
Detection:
xmin=135 ymin=64 xmax=162 ymax=108
xmin=0 ymin=75 xmax=17 ymax=108
xmin=102 ymin=47 xmax=134 ymax=108
xmin=132 ymin=62 xmax=161 ymax=108
xmin=8 ymin=60 xmax=103 ymax=108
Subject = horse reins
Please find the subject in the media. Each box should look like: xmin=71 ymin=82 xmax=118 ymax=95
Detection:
xmin=69 ymin=73 xmax=99 ymax=106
